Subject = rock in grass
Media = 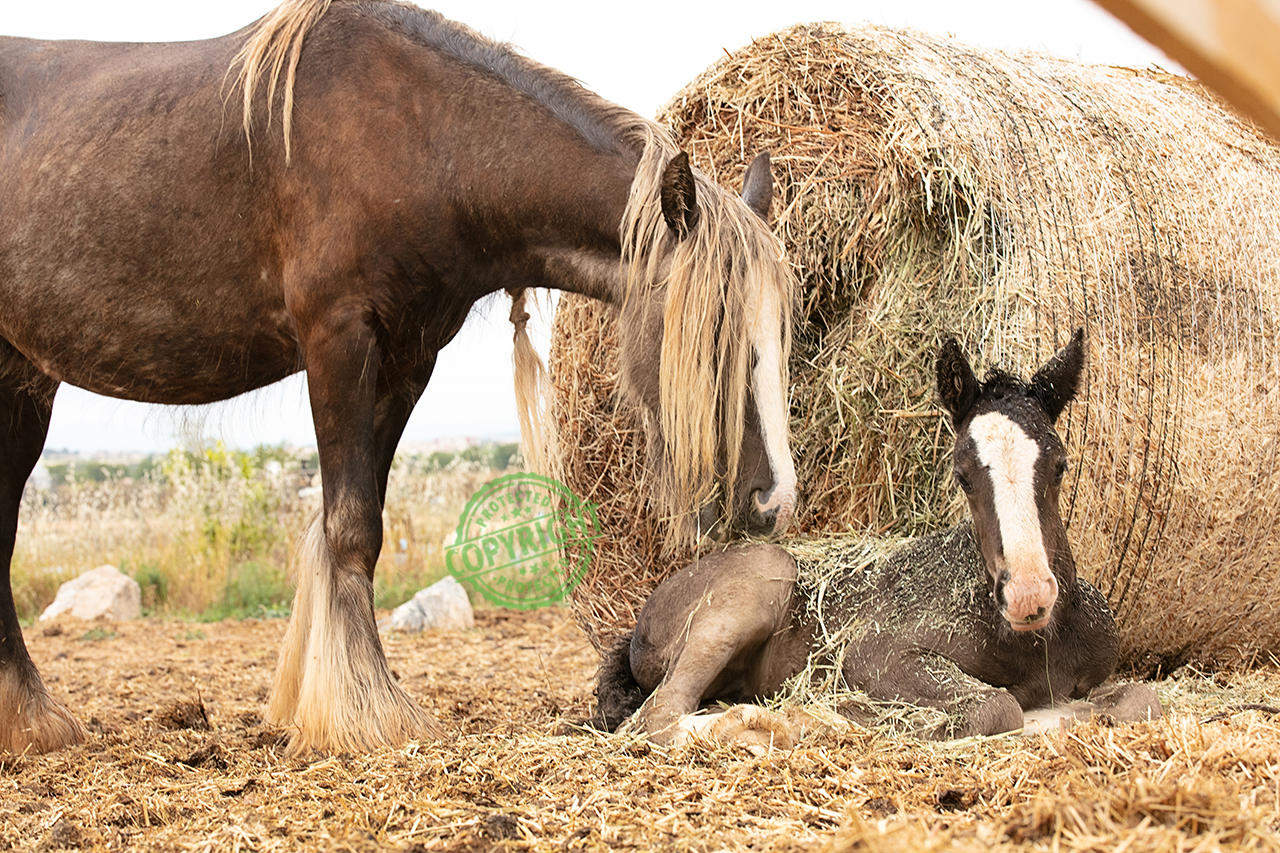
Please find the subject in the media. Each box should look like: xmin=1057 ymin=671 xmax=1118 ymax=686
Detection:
xmin=380 ymin=576 xmax=474 ymax=633
xmin=39 ymin=564 xmax=142 ymax=622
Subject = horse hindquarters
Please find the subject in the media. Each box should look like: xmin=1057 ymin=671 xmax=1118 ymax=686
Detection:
xmin=627 ymin=544 xmax=799 ymax=744
xmin=0 ymin=354 xmax=85 ymax=754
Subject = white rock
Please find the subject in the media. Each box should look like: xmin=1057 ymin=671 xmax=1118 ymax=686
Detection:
xmin=39 ymin=564 xmax=142 ymax=622
xmin=380 ymin=576 xmax=474 ymax=633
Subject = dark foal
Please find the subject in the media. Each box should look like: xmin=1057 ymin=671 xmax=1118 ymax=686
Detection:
xmin=0 ymin=0 xmax=797 ymax=755
xmin=595 ymin=330 xmax=1162 ymax=744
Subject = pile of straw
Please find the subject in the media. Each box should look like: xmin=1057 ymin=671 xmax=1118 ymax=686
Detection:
xmin=550 ymin=23 xmax=1280 ymax=668
xmin=14 ymin=609 xmax=1280 ymax=852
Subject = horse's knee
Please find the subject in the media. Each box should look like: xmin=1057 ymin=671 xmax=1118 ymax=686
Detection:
xmin=323 ymin=499 xmax=383 ymax=575
xmin=946 ymin=689 xmax=1023 ymax=738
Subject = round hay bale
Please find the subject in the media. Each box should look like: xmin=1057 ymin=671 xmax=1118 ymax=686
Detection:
xmin=550 ymin=23 xmax=1280 ymax=671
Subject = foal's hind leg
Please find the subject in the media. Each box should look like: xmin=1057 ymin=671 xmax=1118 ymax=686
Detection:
xmin=630 ymin=545 xmax=799 ymax=745
xmin=0 ymin=352 xmax=84 ymax=753
xmin=266 ymin=311 xmax=445 ymax=754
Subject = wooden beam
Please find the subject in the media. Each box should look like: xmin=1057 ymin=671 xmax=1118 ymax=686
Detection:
xmin=1093 ymin=0 xmax=1280 ymax=139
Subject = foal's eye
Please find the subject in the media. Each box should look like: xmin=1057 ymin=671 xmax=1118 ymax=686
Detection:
xmin=1054 ymin=459 xmax=1069 ymax=484
xmin=955 ymin=471 xmax=974 ymax=494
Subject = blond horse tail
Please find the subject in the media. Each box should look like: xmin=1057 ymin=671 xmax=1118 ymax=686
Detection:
xmin=509 ymin=287 xmax=559 ymax=479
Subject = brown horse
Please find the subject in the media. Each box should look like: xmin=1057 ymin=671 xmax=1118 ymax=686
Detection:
xmin=0 ymin=0 xmax=797 ymax=755
xmin=593 ymin=331 xmax=1162 ymax=745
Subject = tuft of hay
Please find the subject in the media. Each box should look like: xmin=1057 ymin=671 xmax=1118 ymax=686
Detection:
xmin=551 ymin=23 xmax=1280 ymax=668
xmin=13 ymin=609 xmax=1280 ymax=852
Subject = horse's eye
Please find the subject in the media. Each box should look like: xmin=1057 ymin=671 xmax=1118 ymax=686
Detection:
xmin=1054 ymin=459 xmax=1068 ymax=484
xmin=955 ymin=471 xmax=974 ymax=494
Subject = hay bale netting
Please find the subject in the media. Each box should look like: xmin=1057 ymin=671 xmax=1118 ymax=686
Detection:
xmin=549 ymin=23 xmax=1280 ymax=669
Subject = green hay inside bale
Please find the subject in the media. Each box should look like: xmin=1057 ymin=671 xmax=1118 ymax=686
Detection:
xmin=550 ymin=23 xmax=1280 ymax=669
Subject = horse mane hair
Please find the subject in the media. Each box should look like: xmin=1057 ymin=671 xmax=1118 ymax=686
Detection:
xmin=229 ymin=0 xmax=333 ymax=163
xmin=231 ymin=0 xmax=795 ymax=546
xmin=229 ymin=0 xmax=647 ymax=162
xmin=619 ymin=131 xmax=795 ymax=543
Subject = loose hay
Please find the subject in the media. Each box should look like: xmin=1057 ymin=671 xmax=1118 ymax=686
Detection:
xmin=10 ymin=611 xmax=1280 ymax=852
xmin=550 ymin=24 xmax=1280 ymax=668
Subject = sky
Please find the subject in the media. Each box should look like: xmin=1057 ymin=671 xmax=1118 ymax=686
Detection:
xmin=4 ymin=0 xmax=1176 ymax=454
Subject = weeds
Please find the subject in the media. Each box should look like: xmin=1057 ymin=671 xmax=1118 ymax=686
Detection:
xmin=14 ymin=442 xmax=520 ymax=623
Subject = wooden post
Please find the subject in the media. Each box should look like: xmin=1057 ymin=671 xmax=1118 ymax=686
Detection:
xmin=1093 ymin=0 xmax=1280 ymax=139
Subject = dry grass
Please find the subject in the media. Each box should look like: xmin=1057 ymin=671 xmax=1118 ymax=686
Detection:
xmin=550 ymin=24 xmax=1280 ymax=669
xmin=12 ymin=452 xmax=506 ymax=622
xmin=8 ymin=609 xmax=1280 ymax=852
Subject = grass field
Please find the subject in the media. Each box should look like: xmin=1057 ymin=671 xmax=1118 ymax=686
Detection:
xmin=13 ymin=443 xmax=520 ymax=624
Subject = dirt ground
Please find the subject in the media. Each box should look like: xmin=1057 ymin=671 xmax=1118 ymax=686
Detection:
xmin=5 ymin=609 xmax=1280 ymax=852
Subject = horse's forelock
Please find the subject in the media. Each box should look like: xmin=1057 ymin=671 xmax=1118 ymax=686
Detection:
xmin=620 ymin=137 xmax=795 ymax=547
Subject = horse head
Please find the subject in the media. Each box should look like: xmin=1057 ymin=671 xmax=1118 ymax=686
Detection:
xmin=937 ymin=329 xmax=1086 ymax=632
xmin=617 ymin=147 xmax=796 ymax=543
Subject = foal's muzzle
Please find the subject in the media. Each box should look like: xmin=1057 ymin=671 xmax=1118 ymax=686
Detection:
xmin=995 ymin=567 xmax=1059 ymax=632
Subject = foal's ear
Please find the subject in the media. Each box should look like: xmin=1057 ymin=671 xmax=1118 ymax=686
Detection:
xmin=741 ymin=151 xmax=774 ymax=221
xmin=660 ymin=151 xmax=701 ymax=239
xmin=937 ymin=337 xmax=980 ymax=425
xmin=1030 ymin=327 xmax=1086 ymax=422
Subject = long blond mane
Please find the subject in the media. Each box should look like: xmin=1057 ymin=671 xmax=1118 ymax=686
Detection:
xmin=620 ymin=131 xmax=794 ymax=541
xmin=512 ymin=130 xmax=794 ymax=545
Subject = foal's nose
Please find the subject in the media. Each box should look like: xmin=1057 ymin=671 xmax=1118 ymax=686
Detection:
xmin=995 ymin=568 xmax=1057 ymax=631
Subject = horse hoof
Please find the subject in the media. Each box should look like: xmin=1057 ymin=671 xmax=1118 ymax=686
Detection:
xmin=0 ymin=677 xmax=88 ymax=755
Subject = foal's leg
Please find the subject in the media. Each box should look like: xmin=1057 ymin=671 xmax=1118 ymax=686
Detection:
xmin=266 ymin=312 xmax=444 ymax=753
xmin=843 ymin=648 xmax=1024 ymax=739
xmin=631 ymin=545 xmax=797 ymax=745
xmin=0 ymin=353 xmax=84 ymax=753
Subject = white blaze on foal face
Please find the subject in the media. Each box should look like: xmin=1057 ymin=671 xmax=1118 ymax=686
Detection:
xmin=968 ymin=410 xmax=1059 ymax=630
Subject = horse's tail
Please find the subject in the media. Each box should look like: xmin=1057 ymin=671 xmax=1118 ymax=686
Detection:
xmin=588 ymin=631 xmax=648 ymax=732
xmin=229 ymin=0 xmax=336 ymax=163
xmin=508 ymin=287 xmax=558 ymax=478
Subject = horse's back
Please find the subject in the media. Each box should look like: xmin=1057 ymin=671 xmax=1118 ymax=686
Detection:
xmin=0 ymin=31 xmax=305 ymax=403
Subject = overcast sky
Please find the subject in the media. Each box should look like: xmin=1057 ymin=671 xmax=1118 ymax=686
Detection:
xmin=5 ymin=0 xmax=1174 ymax=454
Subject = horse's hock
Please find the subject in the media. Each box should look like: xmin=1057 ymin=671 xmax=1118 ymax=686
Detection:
xmin=550 ymin=23 xmax=1280 ymax=671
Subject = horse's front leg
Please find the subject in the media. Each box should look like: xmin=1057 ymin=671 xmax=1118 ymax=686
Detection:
xmin=843 ymin=646 xmax=1024 ymax=739
xmin=265 ymin=308 xmax=444 ymax=754
xmin=0 ymin=353 xmax=85 ymax=754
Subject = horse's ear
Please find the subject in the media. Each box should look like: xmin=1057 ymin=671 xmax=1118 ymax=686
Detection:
xmin=1030 ymin=327 xmax=1086 ymax=422
xmin=937 ymin=337 xmax=980 ymax=426
xmin=741 ymin=151 xmax=773 ymax=221
xmin=660 ymin=151 xmax=700 ymax=239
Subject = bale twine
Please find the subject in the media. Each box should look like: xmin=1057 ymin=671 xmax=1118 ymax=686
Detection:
xmin=550 ymin=23 xmax=1280 ymax=671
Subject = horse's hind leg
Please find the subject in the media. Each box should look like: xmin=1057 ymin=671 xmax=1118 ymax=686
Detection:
xmin=630 ymin=545 xmax=798 ymax=745
xmin=266 ymin=308 xmax=444 ymax=754
xmin=0 ymin=351 xmax=83 ymax=753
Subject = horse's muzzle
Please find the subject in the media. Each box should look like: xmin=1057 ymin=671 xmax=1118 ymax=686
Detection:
xmin=748 ymin=485 xmax=796 ymax=536
xmin=995 ymin=567 xmax=1058 ymax=632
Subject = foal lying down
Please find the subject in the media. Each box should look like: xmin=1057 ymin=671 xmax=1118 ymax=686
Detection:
xmin=593 ymin=330 xmax=1162 ymax=745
